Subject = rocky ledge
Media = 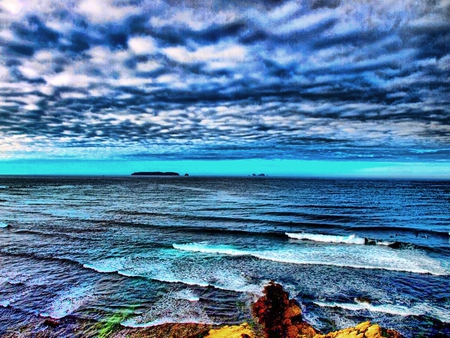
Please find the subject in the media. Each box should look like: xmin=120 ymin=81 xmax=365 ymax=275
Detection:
xmin=207 ymin=281 xmax=402 ymax=338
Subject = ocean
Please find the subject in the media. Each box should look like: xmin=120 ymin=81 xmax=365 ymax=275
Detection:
xmin=0 ymin=176 xmax=449 ymax=337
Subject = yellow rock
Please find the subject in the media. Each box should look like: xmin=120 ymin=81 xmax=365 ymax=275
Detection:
xmin=365 ymin=324 xmax=382 ymax=338
xmin=355 ymin=321 xmax=371 ymax=332
xmin=335 ymin=329 xmax=359 ymax=338
xmin=206 ymin=323 xmax=255 ymax=338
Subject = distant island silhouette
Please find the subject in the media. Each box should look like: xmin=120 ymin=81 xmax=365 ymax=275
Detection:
xmin=131 ymin=172 xmax=180 ymax=176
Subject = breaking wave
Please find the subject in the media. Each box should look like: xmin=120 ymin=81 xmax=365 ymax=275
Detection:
xmin=173 ymin=242 xmax=449 ymax=276
xmin=314 ymin=300 xmax=450 ymax=323
xmin=286 ymin=232 xmax=366 ymax=245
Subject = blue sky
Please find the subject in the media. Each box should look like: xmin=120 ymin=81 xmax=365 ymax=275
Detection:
xmin=0 ymin=0 xmax=449 ymax=177
xmin=1 ymin=159 xmax=450 ymax=178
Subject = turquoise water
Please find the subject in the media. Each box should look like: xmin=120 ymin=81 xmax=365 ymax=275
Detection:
xmin=0 ymin=177 xmax=449 ymax=337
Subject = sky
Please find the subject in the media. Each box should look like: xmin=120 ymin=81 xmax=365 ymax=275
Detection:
xmin=0 ymin=0 xmax=449 ymax=177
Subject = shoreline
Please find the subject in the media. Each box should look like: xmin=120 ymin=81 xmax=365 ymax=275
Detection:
xmin=1 ymin=282 xmax=403 ymax=338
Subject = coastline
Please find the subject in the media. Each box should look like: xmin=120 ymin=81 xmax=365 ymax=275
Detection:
xmin=2 ymin=282 xmax=402 ymax=338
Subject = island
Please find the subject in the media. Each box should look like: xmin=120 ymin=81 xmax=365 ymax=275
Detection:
xmin=131 ymin=171 xmax=180 ymax=176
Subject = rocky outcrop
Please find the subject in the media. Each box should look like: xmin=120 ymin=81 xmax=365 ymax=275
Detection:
xmin=238 ymin=281 xmax=401 ymax=338
xmin=8 ymin=282 xmax=402 ymax=338
xmin=314 ymin=321 xmax=402 ymax=338
xmin=252 ymin=281 xmax=318 ymax=338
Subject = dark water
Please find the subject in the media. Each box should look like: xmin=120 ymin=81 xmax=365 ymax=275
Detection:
xmin=0 ymin=176 xmax=449 ymax=337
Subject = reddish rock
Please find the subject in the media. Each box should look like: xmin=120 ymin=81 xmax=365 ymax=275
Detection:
xmin=43 ymin=318 xmax=60 ymax=327
xmin=252 ymin=281 xmax=318 ymax=338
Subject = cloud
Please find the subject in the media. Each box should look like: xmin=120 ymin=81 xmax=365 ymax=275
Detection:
xmin=77 ymin=0 xmax=139 ymax=24
xmin=0 ymin=0 xmax=449 ymax=165
xmin=128 ymin=36 xmax=157 ymax=55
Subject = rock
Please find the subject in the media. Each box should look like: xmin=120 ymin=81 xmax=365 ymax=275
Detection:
xmin=284 ymin=301 xmax=302 ymax=319
xmin=252 ymin=282 xmax=401 ymax=338
xmin=355 ymin=321 xmax=371 ymax=332
xmin=314 ymin=321 xmax=401 ymax=338
xmin=355 ymin=297 xmax=371 ymax=304
xmin=44 ymin=318 xmax=60 ymax=327
xmin=387 ymin=242 xmax=402 ymax=249
xmin=252 ymin=281 xmax=318 ymax=338
xmin=206 ymin=323 xmax=255 ymax=338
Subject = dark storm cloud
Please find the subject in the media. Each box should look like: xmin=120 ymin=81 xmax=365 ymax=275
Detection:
xmin=0 ymin=0 xmax=449 ymax=161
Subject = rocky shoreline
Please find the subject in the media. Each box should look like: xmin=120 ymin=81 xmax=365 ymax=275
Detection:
xmin=2 ymin=282 xmax=402 ymax=337
xmin=211 ymin=281 xmax=402 ymax=338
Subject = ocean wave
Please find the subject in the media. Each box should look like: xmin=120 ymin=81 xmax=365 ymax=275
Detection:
xmin=173 ymin=242 xmax=449 ymax=276
xmin=83 ymin=254 xmax=263 ymax=295
xmin=121 ymin=317 xmax=211 ymax=328
xmin=40 ymin=284 xmax=94 ymax=319
xmin=120 ymin=294 xmax=213 ymax=328
xmin=314 ymin=300 xmax=450 ymax=323
xmin=286 ymin=233 xmax=366 ymax=245
xmin=173 ymin=243 xmax=246 ymax=256
xmin=170 ymin=289 xmax=200 ymax=302
xmin=285 ymin=232 xmax=401 ymax=247
xmin=0 ymin=300 xmax=11 ymax=307
xmin=350 ymin=226 xmax=449 ymax=238
xmin=0 ymin=222 xmax=8 ymax=228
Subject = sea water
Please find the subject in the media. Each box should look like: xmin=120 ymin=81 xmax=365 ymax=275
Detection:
xmin=0 ymin=176 xmax=449 ymax=337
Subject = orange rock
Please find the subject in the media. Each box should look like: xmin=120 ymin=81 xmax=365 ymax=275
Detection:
xmin=285 ymin=304 xmax=302 ymax=318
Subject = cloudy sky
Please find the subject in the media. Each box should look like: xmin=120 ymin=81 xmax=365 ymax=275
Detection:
xmin=0 ymin=0 xmax=449 ymax=176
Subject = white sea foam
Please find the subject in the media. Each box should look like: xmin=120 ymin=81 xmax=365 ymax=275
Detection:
xmin=376 ymin=241 xmax=395 ymax=246
xmin=122 ymin=317 xmax=204 ymax=328
xmin=0 ymin=299 xmax=10 ymax=307
xmin=314 ymin=301 xmax=450 ymax=323
xmin=83 ymin=263 xmax=118 ymax=273
xmin=171 ymin=289 xmax=200 ymax=302
xmin=121 ymin=294 xmax=213 ymax=328
xmin=315 ymin=300 xmax=418 ymax=317
xmin=173 ymin=242 xmax=449 ymax=276
xmin=286 ymin=232 xmax=366 ymax=245
xmin=84 ymin=253 xmax=262 ymax=295
xmin=173 ymin=243 xmax=246 ymax=255
xmin=41 ymin=285 xmax=93 ymax=319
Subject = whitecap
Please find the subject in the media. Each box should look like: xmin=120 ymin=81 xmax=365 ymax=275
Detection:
xmin=83 ymin=263 xmax=118 ymax=273
xmin=41 ymin=284 xmax=93 ymax=319
xmin=170 ymin=289 xmax=200 ymax=302
xmin=286 ymin=232 xmax=366 ymax=245
xmin=84 ymin=252 xmax=263 ymax=295
xmin=0 ymin=299 xmax=10 ymax=307
xmin=121 ymin=295 xmax=213 ymax=328
xmin=314 ymin=300 xmax=450 ymax=323
xmin=173 ymin=242 xmax=449 ymax=276
xmin=173 ymin=243 xmax=246 ymax=256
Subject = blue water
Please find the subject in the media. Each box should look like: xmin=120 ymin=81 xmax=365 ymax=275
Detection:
xmin=0 ymin=176 xmax=449 ymax=337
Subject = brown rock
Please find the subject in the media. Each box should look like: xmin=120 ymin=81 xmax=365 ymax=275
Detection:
xmin=252 ymin=281 xmax=319 ymax=338
xmin=285 ymin=302 xmax=302 ymax=319
xmin=43 ymin=318 xmax=60 ymax=327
